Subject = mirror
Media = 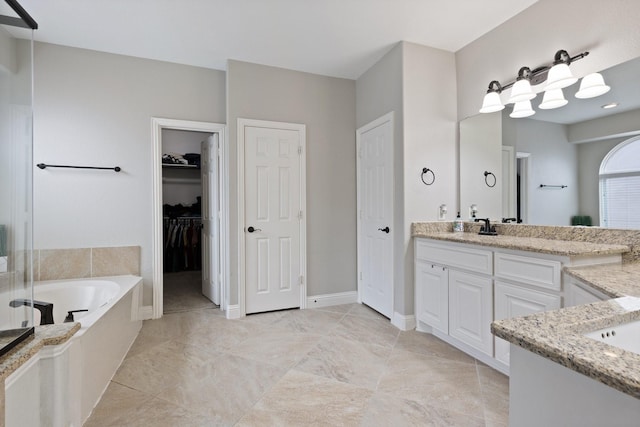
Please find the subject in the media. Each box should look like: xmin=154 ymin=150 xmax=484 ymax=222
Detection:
xmin=460 ymin=56 xmax=640 ymax=228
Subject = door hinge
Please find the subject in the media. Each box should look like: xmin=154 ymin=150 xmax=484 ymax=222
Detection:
xmin=299 ymin=275 xmax=304 ymax=285
xmin=298 ymin=146 xmax=302 ymax=155
xmin=298 ymin=210 xmax=303 ymax=220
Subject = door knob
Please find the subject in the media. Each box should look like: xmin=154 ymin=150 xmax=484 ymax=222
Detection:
xmin=247 ymin=226 xmax=262 ymax=233
xmin=378 ymin=226 xmax=390 ymax=233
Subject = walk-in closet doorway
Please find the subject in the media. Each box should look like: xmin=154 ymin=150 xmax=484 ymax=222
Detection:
xmin=151 ymin=118 xmax=228 ymax=319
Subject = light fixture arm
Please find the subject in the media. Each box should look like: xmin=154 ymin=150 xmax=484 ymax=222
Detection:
xmin=486 ymin=80 xmax=503 ymax=94
xmin=489 ymin=50 xmax=589 ymax=92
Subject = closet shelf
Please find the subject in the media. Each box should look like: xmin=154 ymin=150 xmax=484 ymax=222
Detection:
xmin=162 ymin=164 xmax=200 ymax=170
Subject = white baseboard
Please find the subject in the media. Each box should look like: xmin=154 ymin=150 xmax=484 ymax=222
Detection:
xmin=306 ymin=291 xmax=358 ymax=308
xmin=391 ymin=312 xmax=416 ymax=331
xmin=139 ymin=305 xmax=153 ymax=320
xmin=225 ymin=304 xmax=241 ymax=319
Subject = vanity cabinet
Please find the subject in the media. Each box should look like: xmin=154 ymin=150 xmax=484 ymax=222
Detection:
xmin=494 ymin=281 xmax=560 ymax=365
xmin=414 ymin=237 xmax=623 ymax=374
xmin=415 ymin=240 xmax=494 ymax=358
xmin=449 ymin=269 xmax=493 ymax=355
xmin=415 ymin=261 xmax=448 ymax=334
xmin=564 ymin=276 xmax=608 ymax=307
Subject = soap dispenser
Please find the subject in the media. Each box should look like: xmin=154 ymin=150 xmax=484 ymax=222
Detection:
xmin=454 ymin=212 xmax=464 ymax=232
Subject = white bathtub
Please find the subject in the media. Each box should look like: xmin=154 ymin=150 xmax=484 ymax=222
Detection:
xmin=32 ymin=278 xmax=122 ymax=327
xmin=4 ymin=275 xmax=143 ymax=427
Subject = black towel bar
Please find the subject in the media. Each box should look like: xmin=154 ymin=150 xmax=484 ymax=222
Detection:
xmin=539 ymin=184 xmax=567 ymax=189
xmin=37 ymin=163 xmax=121 ymax=172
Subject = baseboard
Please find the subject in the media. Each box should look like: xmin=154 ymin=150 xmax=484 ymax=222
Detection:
xmin=225 ymin=304 xmax=241 ymax=319
xmin=306 ymin=291 xmax=358 ymax=308
xmin=138 ymin=306 xmax=153 ymax=320
xmin=391 ymin=312 xmax=416 ymax=331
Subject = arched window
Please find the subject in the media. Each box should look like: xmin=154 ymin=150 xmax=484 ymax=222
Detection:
xmin=599 ymin=136 xmax=640 ymax=229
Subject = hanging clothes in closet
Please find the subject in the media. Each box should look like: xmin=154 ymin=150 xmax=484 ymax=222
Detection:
xmin=163 ymin=217 xmax=202 ymax=273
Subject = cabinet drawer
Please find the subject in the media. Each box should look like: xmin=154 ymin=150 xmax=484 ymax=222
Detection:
xmin=415 ymin=240 xmax=492 ymax=275
xmin=494 ymin=252 xmax=561 ymax=291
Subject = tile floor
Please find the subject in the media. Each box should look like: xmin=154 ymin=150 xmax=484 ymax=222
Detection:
xmin=86 ymin=304 xmax=509 ymax=426
xmin=163 ymin=271 xmax=217 ymax=313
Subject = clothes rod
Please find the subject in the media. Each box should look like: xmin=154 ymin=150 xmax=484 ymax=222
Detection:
xmin=539 ymin=184 xmax=567 ymax=189
xmin=37 ymin=163 xmax=121 ymax=172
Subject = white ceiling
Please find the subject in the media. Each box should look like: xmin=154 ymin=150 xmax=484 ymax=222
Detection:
xmin=2 ymin=0 xmax=538 ymax=79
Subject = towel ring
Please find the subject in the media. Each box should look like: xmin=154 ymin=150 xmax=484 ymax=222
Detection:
xmin=484 ymin=171 xmax=496 ymax=188
xmin=421 ymin=167 xmax=435 ymax=186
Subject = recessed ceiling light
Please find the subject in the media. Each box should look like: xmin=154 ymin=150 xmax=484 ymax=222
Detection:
xmin=601 ymin=102 xmax=619 ymax=109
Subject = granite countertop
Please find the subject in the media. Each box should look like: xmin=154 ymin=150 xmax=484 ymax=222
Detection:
xmin=413 ymin=231 xmax=630 ymax=257
xmin=0 ymin=323 xmax=80 ymax=382
xmin=565 ymin=262 xmax=640 ymax=298
xmin=492 ymin=297 xmax=640 ymax=399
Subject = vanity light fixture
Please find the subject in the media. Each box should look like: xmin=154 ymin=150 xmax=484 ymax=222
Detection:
xmin=575 ymin=72 xmax=611 ymax=99
xmin=507 ymin=67 xmax=536 ymax=104
xmin=479 ymin=49 xmax=608 ymax=117
xmin=545 ymin=50 xmax=579 ymax=90
xmin=539 ymin=88 xmax=568 ymax=110
xmin=479 ymin=81 xmax=505 ymax=113
xmin=510 ymin=100 xmax=535 ymax=118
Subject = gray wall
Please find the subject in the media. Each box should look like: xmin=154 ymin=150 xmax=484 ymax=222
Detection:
xmin=32 ymin=42 xmax=226 ymax=305
xmin=356 ymin=42 xmax=457 ymax=317
xmin=504 ymin=118 xmax=578 ymax=225
xmin=356 ymin=43 xmax=405 ymax=314
xmin=227 ymin=60 xmax=357 ymax=305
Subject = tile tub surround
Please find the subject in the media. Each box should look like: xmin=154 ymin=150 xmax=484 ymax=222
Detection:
xmin=566 ymin=262 xmax=640 ymax=298
xmin=86 ymin=304 xmax=509 ymax=426
xmin=492 ymin=297 xmax=640 ymax=399
xmin=412 ymin=222 xmax=640 ymax=261
xmin=36 ymin=246 xmax=140 ymax=281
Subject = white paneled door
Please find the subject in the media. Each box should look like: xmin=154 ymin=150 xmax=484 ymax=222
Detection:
xmin=243 ymin=121 xmax=305 ymax=314
xmin=357 ymin=113 xmax=394 ymax=319
xmin=201 ymin=134 xmax=220 ymax=305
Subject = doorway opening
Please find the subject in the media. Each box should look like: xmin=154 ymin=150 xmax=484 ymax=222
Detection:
xmin=516 ymin=152 xmax=531 ymax=224
xmin=151 ymin=118 xmax=228 ymax=319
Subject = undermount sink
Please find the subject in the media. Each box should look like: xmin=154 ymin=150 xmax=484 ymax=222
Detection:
xmin=585 ymin=320 xmax=640 ymax=355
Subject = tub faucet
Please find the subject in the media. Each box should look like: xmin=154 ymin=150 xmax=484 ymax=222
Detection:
xmin=474 ymin=218 xmax=497 ymax=236
xmin=9 ymin=299 xmax=54 ymax=325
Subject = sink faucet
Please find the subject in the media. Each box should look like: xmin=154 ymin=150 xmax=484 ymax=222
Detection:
xmin=474 ymin=218 xmax=497 ymax=236
xmin=9 ymin=299 xmax=54 ymax=325
xmin=502 ymin=217 xmax=517 ymax=223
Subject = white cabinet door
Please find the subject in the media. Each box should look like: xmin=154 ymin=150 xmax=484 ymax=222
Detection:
xmin=415 ymin=261 xmax=448 ymax=334
xmin=565 ymin=279 xmax=607 ymax=307
xmin=449 ymin=270 xmax=493 ymax=356
xmin=494 ymin=281 xmax=561 ymax=365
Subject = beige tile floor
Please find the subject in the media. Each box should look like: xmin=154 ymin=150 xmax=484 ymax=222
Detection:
xmin=163 ymin=271 xmax=217 ymax=314
xmin=86 ymin=304 xmax=509 ymax=426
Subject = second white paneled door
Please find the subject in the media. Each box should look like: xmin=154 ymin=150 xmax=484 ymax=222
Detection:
xmin=357 ymin=112 xmax=394 ymax=319
xmin=241 ymin=120 xmax=306 ymax=314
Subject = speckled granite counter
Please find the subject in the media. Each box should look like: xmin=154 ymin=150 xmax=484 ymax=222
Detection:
xmin=565 ymin=262 xmax=640 ymax=298
xmin=0 ymin=323 xmax=80 ymax=382
xmin=412 ymin=230 xmax=630 ymax=258
xmin=492 ymin=297 xmax=640 ymax=399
